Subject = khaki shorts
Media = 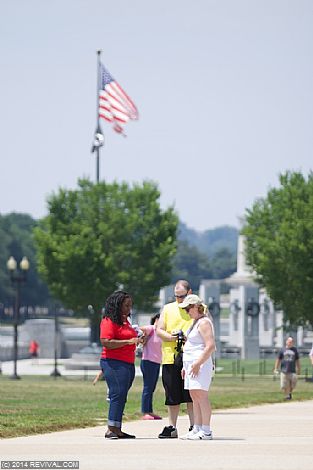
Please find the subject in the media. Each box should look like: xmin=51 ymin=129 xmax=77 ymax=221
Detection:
xmin=280 ymin=372 xmax=297 ymax=391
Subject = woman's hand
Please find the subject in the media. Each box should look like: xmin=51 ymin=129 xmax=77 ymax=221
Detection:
xmin=181 ymin=368 xmax=186 ymax=379
xmin=129 ymin=337 xmax=140 ymax=345
xmin=189 ymin=361 xmax=201 ymax=378
xmin=139 ymin=335 xmax=147 ymax=346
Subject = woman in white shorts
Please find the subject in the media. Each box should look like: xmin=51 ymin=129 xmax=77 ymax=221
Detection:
xmin=180 ymin=294 xmax=215 ymax=440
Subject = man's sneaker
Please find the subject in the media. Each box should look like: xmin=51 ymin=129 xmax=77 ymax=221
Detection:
xmin=158 ymin=425 xmax=178 ymax=439
xmin=187 ymin=430 xmax=213 ymax=440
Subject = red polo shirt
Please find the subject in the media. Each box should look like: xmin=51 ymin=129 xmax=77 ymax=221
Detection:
xmin=100 ymin=317 xmax=137 ymax=363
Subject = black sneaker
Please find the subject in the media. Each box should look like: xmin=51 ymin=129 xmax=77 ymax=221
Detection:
xmin=158 ymin=425 xmax=178 ymax=439
xmin=118 ymin=432 xmax=136 ymax=439
xmin=105 ymin=431 xmax=118 ymax=439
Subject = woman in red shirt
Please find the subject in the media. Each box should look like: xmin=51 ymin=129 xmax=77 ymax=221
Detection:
xmin=100 ymin=290 xmax=141 ymax=439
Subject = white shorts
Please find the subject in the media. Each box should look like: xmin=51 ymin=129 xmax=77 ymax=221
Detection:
xmin=183 ymin=358 xmax=213 ymax=391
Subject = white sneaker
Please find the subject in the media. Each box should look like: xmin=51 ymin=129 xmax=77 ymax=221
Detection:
xmin=180 ymin=428 xmax=198 ymax=440
xmin=187 ymin=430 xmax=213 ymax=440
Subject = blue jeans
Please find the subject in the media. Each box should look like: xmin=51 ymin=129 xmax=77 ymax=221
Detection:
xmin=100 ymin=358 xmax=135 ymax=428
xmin=140 ymin=359 xmax=160 ymax=413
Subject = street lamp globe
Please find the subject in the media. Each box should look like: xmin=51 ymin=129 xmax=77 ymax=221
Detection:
xmin=7 ymin=256 xmax=17 ymax=271
xmin=20 ymin=256 xmax=30 ymax=271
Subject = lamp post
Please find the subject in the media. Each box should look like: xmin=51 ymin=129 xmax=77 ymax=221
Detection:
xmin=7 ymin=256 xmax=30 ymax=380
xmin=50 ymin=305 xmax=61 ymax=378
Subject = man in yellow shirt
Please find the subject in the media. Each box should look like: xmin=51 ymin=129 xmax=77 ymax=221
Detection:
xmin=157 ymin=280 xmax=193 ymax=438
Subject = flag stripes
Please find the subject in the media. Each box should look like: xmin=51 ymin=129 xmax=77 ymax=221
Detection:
xmin=98 ymin=63 xmax=138 ymax=135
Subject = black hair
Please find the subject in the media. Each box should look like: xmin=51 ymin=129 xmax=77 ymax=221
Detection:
xmin=150 ymin=313 xmax=160 ymax=325
xmin=103 ymin=290 xmax=132 ymax=325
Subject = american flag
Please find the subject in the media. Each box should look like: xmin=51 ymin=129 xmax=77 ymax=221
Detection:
xmin=98 ymin=63 xmax=139 ymax=135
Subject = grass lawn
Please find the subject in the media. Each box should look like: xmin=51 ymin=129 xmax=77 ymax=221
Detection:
xmin=1 ymin=359 xmax=313 ymax=438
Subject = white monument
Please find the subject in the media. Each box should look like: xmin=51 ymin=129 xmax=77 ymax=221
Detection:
xmin=226 ymin=235 xmax=260 ymax=359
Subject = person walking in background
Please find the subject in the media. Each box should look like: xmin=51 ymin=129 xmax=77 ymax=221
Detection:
xmin=29 ymin=340 xmax=39 ymax=362
xmin=179 ymin=295 xmax=215 ymax=440
xmin=100 ymin=290 xmax=143 ymax=439
xmin=156 ymin=280 xmax=194 ymax=439
xmin=139 ymin=313 xmax=162 ymax=420
xmin=274 ymin=336 xmax=301 ymax=400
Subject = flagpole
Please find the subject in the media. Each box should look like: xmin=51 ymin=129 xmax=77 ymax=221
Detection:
xmin=96 ymin=50 xmax=101 ymax=183
xmin=92 ymin=49 xmax=104 ymax=184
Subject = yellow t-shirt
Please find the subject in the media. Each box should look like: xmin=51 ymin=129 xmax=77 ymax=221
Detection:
xmin=161 ymin=301 xmax=193 ymax=364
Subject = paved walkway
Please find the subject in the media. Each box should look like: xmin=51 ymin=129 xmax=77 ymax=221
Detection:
xmin=1 ymin=400 xmax=312 ymax=470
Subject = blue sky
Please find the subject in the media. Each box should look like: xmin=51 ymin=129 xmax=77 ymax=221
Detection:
xmin=1 ymin=0 xmax=313 ymax=231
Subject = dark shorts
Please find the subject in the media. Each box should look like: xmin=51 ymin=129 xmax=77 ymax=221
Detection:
xmin=162 ymin=364 xmax=192 ymax=406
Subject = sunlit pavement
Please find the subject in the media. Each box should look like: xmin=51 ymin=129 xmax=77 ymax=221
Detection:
xmin=0 ymin=399 xmax=312 ymax=470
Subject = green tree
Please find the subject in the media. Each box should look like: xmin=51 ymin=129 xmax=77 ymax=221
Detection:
xmin=0 ymin=213 xmax=50 ymax=307
xmin=210 ymin=247 xmax=236 ymax=279
xmin=242 ymin=171 xmax=313 ymax=326
xmin=171 ymin=240 xmax=212 ymax=290
xmin=178 ymin=222 xmax=238 ymax=257
xmin=34 ymin=179 xmax=178 ymax=339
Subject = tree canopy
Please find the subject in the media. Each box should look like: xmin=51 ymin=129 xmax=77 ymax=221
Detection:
xmin=171 ymin=240 xmax=212 ymax=290
xmin=242 ymin=171 xmax=313 ymax=326
xmin=34 ymin=179 xmax=178 ymax=323
xmin=170 ymin=241 xmax=236 ymax=290
xmin=178 ymin=222 xmax=238 ymax=257
xmin=0 ymin=210 xmax=238 ymax=317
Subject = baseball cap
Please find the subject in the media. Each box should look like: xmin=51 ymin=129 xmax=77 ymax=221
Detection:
xmin=180 ymin=294 xmax=203 ymax=309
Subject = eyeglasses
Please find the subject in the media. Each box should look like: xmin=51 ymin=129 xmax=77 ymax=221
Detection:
xmin=174 ymin=294 xmax=187 ymax=299
xmin=185 ymin=305 xmax=193 ymax=312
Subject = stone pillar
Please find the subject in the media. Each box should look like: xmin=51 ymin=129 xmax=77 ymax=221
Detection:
xmin=199 ymin=281 xmax=221 ymax=358
xmin=274 ymin=311 xmax=284 ymax=348
xmin=229 ymin=285 xmax=260 ymax=359
xmin=237 ymin=234 xmax=250 ymax=275
xmin=229 ymin=286 xmax=244 ymax=354
xmin=259 ymin=289 xmax=276 ymax=347
xmin=297 ymin=326 xmax=304 ymax=347
xmin=244 ymin=286 xmax=260 ymax=359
